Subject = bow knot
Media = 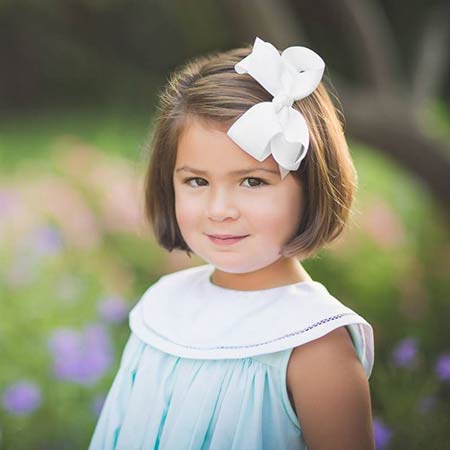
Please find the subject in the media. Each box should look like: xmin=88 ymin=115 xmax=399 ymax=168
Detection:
xmin=272 ymin=93 xmax=294 ymax=113
xmin=227 ymin=37 xmax=325 ymax=179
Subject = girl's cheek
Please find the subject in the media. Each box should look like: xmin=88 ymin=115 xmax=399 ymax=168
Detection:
xmin=241 ymin=196 xmax=277 ymax=216
xmin=175 ymin=195 xmax=202 ymax=225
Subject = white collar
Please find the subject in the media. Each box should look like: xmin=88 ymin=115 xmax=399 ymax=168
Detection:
xmin=129 ymin=264 xmax=374 ymax=375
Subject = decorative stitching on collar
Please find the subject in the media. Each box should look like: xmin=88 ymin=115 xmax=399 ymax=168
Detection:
xmin=144 ymin=312 xmax=356 ymax=351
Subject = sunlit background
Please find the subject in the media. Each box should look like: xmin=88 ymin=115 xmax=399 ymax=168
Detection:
xmin=0 ymin=1 xmax=449 ymax=449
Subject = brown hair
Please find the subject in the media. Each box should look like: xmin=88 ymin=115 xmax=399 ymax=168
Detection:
xmin=144 ymin=42 xmax=358 ymax=260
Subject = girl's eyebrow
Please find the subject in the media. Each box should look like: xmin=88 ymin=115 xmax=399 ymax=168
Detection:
xmin=175 ymin=165 xmax=279 ymax=176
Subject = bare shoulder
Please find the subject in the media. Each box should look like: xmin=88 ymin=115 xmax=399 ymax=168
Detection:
xmin=288 ymin=326 xmax=356 ymax=371
xmin=286 ymin=327 xmax=375 ymax=450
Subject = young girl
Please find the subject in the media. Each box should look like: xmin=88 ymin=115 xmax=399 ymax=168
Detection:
xmin=89 ymin=37 xmax=375 ymax=450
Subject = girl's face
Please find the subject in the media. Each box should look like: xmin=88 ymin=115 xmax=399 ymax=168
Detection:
xmin=172 ymin=118 xmax=304 ymax=275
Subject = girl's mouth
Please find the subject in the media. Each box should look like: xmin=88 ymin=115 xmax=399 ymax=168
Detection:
xmin=207 ymin=235 xmax=249 ymax=245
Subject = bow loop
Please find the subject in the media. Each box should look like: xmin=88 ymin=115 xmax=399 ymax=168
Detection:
xmin=227 ymin=37 xmax=325 ymax=179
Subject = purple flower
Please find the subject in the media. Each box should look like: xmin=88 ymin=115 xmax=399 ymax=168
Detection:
xmin=435 ymin=353 xmax=450 ymax=382
xmin=373 ymin=417 xmax=392 ymax=449
xmin=97 ymin=295 xmax=129 ymax=323
xmin=48 ymin=324 xmax=113 ymax=385
xmin=29 ymin=225 xmax=63 ymax=256
xmin=391 ymin=337 xmax=418 ymax=368
xmin=2 ymin=380 xmax=42 ymax=415
xmin=91 ymin=393 xmax=107 ymax=417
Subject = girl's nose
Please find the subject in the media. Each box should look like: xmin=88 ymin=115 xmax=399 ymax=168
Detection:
xmin=207 ymin=189 xmax=240 ymax=221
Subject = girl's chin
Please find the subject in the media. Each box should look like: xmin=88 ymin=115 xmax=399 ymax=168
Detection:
xmin=201 ymin=256 xmax=281 ymax=275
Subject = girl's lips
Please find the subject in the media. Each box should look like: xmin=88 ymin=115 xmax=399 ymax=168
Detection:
xmin=207 ymin=234 xmax=249 ymax=245
xmin=208 ymin=234 xmax=247 ymax=239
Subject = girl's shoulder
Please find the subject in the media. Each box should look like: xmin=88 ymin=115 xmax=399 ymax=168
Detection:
xmin=128 ymin=264 xmax=374 ymax=377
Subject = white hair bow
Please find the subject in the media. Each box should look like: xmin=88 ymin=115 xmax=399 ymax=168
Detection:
xmin=227 ymin=36 xmax=325 ymax=179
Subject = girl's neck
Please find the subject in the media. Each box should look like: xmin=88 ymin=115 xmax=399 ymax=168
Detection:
xmin=210 ymin=257 xmax=312 ymax=291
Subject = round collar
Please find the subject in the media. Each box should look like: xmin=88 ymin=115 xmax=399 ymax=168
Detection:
xmin=129 ymin=263 xmax=374 ymax=367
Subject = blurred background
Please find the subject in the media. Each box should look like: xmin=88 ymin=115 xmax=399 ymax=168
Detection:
xmin=0 ymin=0 xmax=449 ymax=449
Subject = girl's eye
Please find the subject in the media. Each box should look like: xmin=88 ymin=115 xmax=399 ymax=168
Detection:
xmin=183 ymin=177 xmax=267 ymax=189
xmin=184 ymin=177 xmax=208 ymax=187
xmin=241 ymin=177 xmax=267 ymax=188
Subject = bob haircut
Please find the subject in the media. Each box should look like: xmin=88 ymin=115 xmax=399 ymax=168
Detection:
xmin=144 ymin=42 xmax=358 ymax=261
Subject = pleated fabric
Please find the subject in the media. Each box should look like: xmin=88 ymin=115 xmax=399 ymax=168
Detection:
xmin=89 ymin=334 xmax=308 ymax=450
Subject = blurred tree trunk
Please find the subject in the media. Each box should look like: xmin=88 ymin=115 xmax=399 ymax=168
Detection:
xmin=224 ymin=0 xmax=450 ymax=215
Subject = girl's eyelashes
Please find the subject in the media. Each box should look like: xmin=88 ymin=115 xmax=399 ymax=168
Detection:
xmin=183 ymin=177 xmax=205 ymax=188
xmin=182 ymin=177 xmax=268 ymax=189
xmin=242 ymin=177 xmax=268 ymax=188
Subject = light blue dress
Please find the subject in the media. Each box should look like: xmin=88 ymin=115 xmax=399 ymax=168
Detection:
xmin=89 ymin=264 xmax=374 ymax=450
